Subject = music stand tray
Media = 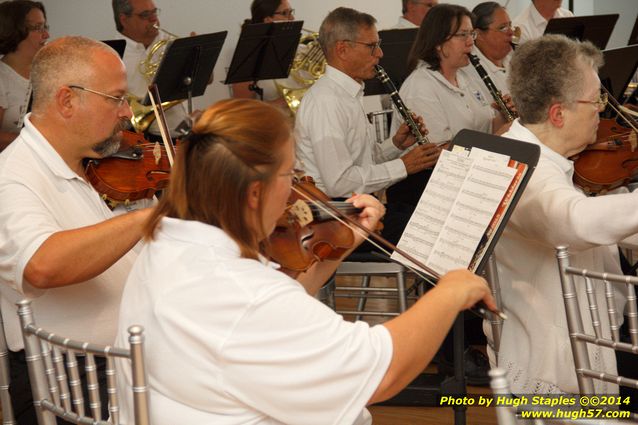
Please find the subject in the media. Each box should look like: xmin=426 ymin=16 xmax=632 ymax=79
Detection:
xmin=599 ymin=45 xmax=638 ymax=104
xmin=544 ymin=14 xmax=619 ymax=50
xmin=364 ymin=28 xmax=418 ymax=96
xmin=148 ymin=31 xmax=227 ymax=111
xmin=224 ymin=20 xmax=303 ymax=98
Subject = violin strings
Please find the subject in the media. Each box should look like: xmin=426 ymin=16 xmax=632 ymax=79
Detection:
xmin=603 ymin=87 xmax=638 ymax=135
xmin=290 ymin=186 xmax=440 ymax=289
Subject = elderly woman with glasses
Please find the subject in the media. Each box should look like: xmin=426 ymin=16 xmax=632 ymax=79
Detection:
xmin=231 ymin=0 xmax=299 ymax=109
xmin=466 ymin=2 xmax=515 ymax=102
xmin=0 ymin=0 xmax=49 ymax=150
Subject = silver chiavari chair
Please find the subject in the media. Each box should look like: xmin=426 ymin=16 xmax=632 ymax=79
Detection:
xmin=17 ymin=300 xmax=150 ymax=425
xmin=0 ymin=304 xmax=15 ymax=424
xmin=556 ymin=245 xmax=638 ymax=421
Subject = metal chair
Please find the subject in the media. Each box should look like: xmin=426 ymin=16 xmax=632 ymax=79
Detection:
xmin=556 ymin=245 xmax=638 ymax=420
xmin=0 ymin=304 xmax=15 ymax=424
xmin=17 ymin=300 xmax=150 ymax=425
xmin=333 ymin=252 xmax=411 ymax=320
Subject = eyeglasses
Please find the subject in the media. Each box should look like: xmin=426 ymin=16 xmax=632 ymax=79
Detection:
xmin=273 ymin=8 xmax=295 ymax=18
xmin=26 ymin=23 xmax=49 ymax=33
xmin=343 ymin=39 xmax=383 ymax=55
xmin=452 ymin=30 xmax=478 ymax=41
xmin=68 ymin=85 xmax=129 ymax=108
xmin=490 ymin=23 xmax=515 ymax=33
xmin=575 ymin=92 xmax=608 ymax=112
xmin=279 ymin=168 xmax=305 ymax=183
xmin=129 ymin=7 xmax=160 ymax=20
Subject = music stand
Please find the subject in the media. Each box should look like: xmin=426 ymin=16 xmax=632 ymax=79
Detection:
xmin=599 ymin=45 xmax=638 ymax=105
xmin=224 ymin=21 xmax=303 ymax=100
xmin=102 ymin=39 xmax=126 ymax=58
xmin=147 ymin=31 xmax=227 ymax=114
xmin=543 ymin=14 xmax=619 ymax=50
xmin=629 ymin=14 xmax=638 ymax=45
xmin=364 ymin=28 xmax=418 ymax=96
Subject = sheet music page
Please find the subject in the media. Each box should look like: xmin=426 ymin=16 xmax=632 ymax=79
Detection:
xmin=426 ymin=151 xmax=516 ymax=274
xmin=390 ymin=149 xmax=472 ymax=273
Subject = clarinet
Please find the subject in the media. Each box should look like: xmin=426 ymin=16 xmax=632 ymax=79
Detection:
xmin=374 ymin=65 xmax=430 ymax=145
xmin=467 ymin=54 xmax=518 ymax=122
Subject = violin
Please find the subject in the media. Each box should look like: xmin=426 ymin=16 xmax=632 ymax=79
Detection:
xmin=86 ymin=84 xmax=178 ymax=207
xmin=85 ymin=130 xmax=173 ymax=206
xmin=266 ymin=177 xmax=361 ymax=273
xmin=573 ymin=87 xmax=638 ymax=195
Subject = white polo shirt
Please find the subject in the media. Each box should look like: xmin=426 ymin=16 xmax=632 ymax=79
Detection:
xmin=392 ymin=61 xmax=494 ymax=144
xmin=0 ymin=115 xmax=136 ymax=350
xmin=116 ymin=217 xmax=393 ymax=425
xmin=0 ymin=61 xmax=30 ymax=133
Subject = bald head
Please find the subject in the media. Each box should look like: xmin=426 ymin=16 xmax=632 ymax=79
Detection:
xmin=30 ymin=36 xmax=121 ymax=113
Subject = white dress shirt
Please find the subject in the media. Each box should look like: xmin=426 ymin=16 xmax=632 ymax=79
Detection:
xmin=487 ymin=119 xmax=635 ymax=394
xmin=0 ymin=61 xmax=30 ymax=133
xmin=391 ymin=61 xmax=494 ymax=144
xmin=295 ymin=65 xmax=406 ymax=197
xmin=393 ymin=16 xmax=418 ymax=29
xmin=0 ymin=115 xmax=136 ymax=350
xmin=115 ymin=217 xmax=392 ymax=425
xmin=119 ymin=33 xmax=189 ymax=136
xmin=513 ymin=3 xmax=574 ymax=45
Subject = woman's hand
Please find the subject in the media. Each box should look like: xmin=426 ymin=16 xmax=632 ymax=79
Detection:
xmin=345 ymin=193 xmax=385 ymax=246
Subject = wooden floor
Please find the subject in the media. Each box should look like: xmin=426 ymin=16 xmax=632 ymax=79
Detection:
xmin=335 ymin=274 xmax=498 ymax=425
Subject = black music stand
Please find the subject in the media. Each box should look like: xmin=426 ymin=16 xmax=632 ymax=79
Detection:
xmin=147 ymin=31 xmax=227 ymax=114
xmin=364 ymin=28 xmax=418 ymax=96
xmin=599 ymin=45 xmax=638 ymax=106
xmin=544 ymin=14 xmax=619 ymax=50
xmin=224 ymin=21 xmax=303 ymax=100
xmin=102 ymin=39 xmax=126 ymax=58
xmin=629 ymin=14 xmax=638 ymax=45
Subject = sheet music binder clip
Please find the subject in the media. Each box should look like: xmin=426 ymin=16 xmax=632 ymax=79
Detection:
xmin=224 ymin=21 xmax=303 ymax=100
xmin=149 ymin=31 xmax=227 ymax=116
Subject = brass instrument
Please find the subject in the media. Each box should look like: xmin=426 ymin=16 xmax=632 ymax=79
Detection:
xmin=276 ymin=30 xmax=326 ymax=114
xmin=130 ymin=24 xmax=183 ymax=133
xmin=511 ymin=26 xmax=521 ymax=48
xmin=468 ymin=53 xmax=518 ymax=122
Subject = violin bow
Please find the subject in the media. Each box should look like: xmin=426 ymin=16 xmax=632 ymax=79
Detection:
xmin=148 ymin=84 xmax=176 ymax=167
xmin=290 ymin=183 xmax=506 ymax=320
xmin=601 ymin=85 xmax=638 ymax=135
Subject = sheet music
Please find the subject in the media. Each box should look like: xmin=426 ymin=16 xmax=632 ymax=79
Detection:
xmin=391 ymin=148 xmax=516 ymax=275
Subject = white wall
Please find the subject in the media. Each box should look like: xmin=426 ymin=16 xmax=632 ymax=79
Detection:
xmin=37 ymin=0 xmax=635 ymax=110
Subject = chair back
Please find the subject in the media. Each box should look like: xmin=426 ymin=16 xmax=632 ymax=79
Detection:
xmin=556 ymin=245 xmax=638 ymax=421
xmin=17 ymin=299 xmax=150 ymax=425
xmin=0 ymin=304 xmax=15 ymax=424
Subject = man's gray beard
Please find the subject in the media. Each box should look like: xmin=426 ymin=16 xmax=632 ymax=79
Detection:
xmin=92 ymin=121 xmax=127 ymax=157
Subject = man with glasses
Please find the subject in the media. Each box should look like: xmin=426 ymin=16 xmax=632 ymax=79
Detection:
xmin=112 ymin=0 xmax=190 ymax=137
xmin=513 ymin=0 xmax=573 ymax=45
xmin=0 ymin=36 xmax=151 ymax=424
xmin=488 ymin=34 xmax=635 ymax=395
xmin=465 ymin=2 xmax=515 ymax=104
xmin=295 ymin=7 xmax=440 ymax=245
xmin=395 ymin=0 xmax=438 ymax=28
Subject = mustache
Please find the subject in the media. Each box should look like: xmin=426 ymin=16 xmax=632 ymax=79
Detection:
xmin=91 ymin=119 xmax=129 ymax=157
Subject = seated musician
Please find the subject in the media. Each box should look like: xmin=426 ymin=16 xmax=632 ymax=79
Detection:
xmin=231 ymin=0 xmax=300 ymax=110
xmin=0 ymin=36 xmax=151 ymax=424
xmin=112 ymin=0 xmax=192 ymax=137
xmin=512 ymin=0 xmax=573 ymax=45
xmin=295 ymin=6 xmax=441 ymax=245
xmin=386 ymin=4 xmax=509 ymax=208
xmin=0 ymin=0 xmax=49 ymax=150
xmin=394 ymin=0 xmax=438 ymax=29
xmin=464 ymin=2 xmax=514 ymax=102
xmin=488 ymin=34 xmax=637 ymax=394
xmin=114 ymin=97 xmax=495 ymax=425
